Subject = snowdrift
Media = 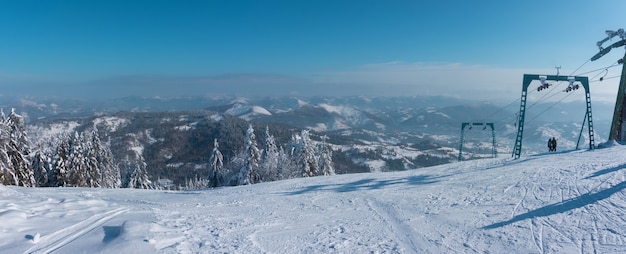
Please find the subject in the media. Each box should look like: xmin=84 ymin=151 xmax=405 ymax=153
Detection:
xmin=2 ymin=145 xmax=626 ymax=253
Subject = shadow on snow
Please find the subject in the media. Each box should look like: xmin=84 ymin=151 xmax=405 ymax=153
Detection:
xmin=284 ymin=174 xmax=440 ymax=195
xmin=103 ymin=225 xmax=123 ymax=243
xmin=585 ymin=164 xmax=626 ymax=179
xmin=483 ymin=180 xmax=626 ymax=229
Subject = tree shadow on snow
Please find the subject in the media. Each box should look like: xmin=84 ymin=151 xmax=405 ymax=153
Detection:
xmin=103 ymin=225 xmax=123 ymax=243
xmin=585 ymin=164 xmax=626 ymax=179
xmin=284 ymin=174 xmax=440 ymax=195
xmin=483 ymin=180 xmax=626 ymax=229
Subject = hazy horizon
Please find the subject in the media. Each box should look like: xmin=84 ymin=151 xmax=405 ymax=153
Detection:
xmin=1 ymin=1 xmax=625 ymax=103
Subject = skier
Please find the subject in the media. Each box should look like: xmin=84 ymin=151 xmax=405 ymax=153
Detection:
xmin=552 ymin=137 xmax=557 ymax=152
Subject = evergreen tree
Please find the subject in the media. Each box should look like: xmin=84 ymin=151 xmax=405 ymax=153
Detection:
xmin=84 ymin=137 xmax=99 ymax=187
xmin=126 ymin=152 xmax=152 ymax=189
xmin=122 ymin=156 xmax=132 ymax=188
xmin=83 ymin=128 xmax=103 ymax=188
xmin=208 ymin=138 xmax=224 ymax=188
xmin=185 ymin=176 xmax=207 ymax=190
xmin=292 ymin=129 xmax=319 ymax=177
xmin=276 ymin=146 xmax=295 ymax=179
xmin=67 ymin=132 xmax=88 ymax=187
xmin=6 ymin=109 xmax=35 ymax=187
xmin=51 ymin=135 xmax=71 ymax=187
xmin=260 ymin=126 xmax=279 ymax=181
xmin=238 ymin=124 xmax=261 ymax=185
xmin=319 ymin=135 xmax=335 ymax=176
xmin=0 ymin=116 xmax=15 ymax=186
xmin=32 ymin=149 xmax=51 ymax=187
xmin=99 ymin=136 xmax=121 ymax=188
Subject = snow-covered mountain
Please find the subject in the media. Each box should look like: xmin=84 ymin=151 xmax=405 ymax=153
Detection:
xmin=20 ymin=95 xmax=616 ymax=175
xmin=2 ymin=143 xmax=625 ymax=253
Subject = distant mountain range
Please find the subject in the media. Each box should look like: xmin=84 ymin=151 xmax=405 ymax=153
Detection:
xmin=11 ymin=94 xmax=616 ymax=186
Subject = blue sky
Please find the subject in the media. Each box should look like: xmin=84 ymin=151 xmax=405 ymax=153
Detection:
xmin=0 ymin=0 xmax=624 ymax=101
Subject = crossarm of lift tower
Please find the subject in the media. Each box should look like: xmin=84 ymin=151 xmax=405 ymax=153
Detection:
xmin=591 ymin=29 xmax=626 ymax=62
xmin=592 ymin=28 xmax=626 ymax=142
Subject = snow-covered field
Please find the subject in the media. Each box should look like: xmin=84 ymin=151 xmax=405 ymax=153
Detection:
xmin=3 ymin=144 xmax=626 ymax=253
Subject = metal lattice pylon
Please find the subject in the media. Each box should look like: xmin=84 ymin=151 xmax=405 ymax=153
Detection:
xmin=458 ymin=122 xmax=496 ymax=161
xmin=512 ymin=74 xmax=594 ymax=159
xmin=590 ymin=29 xmax=626 ymax=142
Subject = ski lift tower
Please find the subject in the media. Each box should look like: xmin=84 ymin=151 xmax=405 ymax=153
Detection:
xmin=512 ymin=74 xmax=594 ymax=159
xmin=590 ymin=29 xmax=626 ymax=142
xmin=458 ymin=122 xmax=496 ymax=161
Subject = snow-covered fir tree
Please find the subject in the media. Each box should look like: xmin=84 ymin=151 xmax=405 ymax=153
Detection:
xmin=277 ymin=146 xmax=296 ymax=179
xmin=67 ymin=132 xmax=89 ymax=187
xmin=31 ymin=148 xmax=52 ymax=187
xmin=238 ymin=124 xmax=261 ymax=185
xmin=208 ymin=138 xmax=224 ymax=188
xmin=84 ymin=133 xmax=101 ymax=188
xmin=185 ymin=176 xmax=207 ymax=190
xmin=318 ymin=135 xmax=335 ymax=176
xmin=0 ymin=111 xmax=15 ymax=186
xmin=292 ymin=129 xmax=319 ymax=177
xmin=125 ymin=152 xmax=152 ymax=189
xmin=260 ymin=126 xmax=280 ymax=181
xmin=98 ymin=136 xmax=121 ymax=188
xmin=51 ymin=134 xmax=71 ymax=187
xmin=6 ymin=109 xmax=35 ymax=187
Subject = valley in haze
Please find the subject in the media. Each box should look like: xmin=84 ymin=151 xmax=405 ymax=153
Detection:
xmin=2 ymin=94 xmax=613 ymax=188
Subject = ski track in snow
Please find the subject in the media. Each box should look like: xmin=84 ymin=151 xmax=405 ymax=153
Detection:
xmin=365 ymin=198 xmax=423 ymax=252
xmin=3 ymin=146 xmax=626 ymax=253
xmin=25 ymin=207 xmax=129 ymax=254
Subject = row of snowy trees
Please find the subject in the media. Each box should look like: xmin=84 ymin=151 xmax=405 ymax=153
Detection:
xmin=206 ymin=125 xmax=335 ymax=188
xmin=0 ymin=108 xmax=146 ymax=189
xmin=1 ymin=109 xmax=335 ymax=190
xmin=31 ymin=128 xmax=123 ymax=188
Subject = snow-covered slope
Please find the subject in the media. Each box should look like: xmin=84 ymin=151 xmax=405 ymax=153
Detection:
xmin=2 ymin=145 xmax=626 ymax=253
xmin=224 ymin=103 xmax=272 ymax=120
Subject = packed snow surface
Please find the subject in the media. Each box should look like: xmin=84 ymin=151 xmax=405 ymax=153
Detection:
xmin=3 ymin=145 xmax=626 ymax=253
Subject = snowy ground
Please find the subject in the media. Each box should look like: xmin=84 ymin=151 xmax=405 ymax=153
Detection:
xmin=3 ymin=144 xmax=626 ymax=253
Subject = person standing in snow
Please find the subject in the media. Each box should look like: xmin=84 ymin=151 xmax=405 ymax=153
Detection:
xmin=552 ymin=137 xmax=557 ymax=152
xmin=548 ymin=138 xmax=553 ymax=152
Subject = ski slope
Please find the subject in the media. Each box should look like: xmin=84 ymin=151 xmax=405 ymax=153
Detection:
xmin=2 ymin=144 xmax=626 ymax=253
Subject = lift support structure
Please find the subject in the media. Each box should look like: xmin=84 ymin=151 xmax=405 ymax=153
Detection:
xmin=590 ymin=29 xmax=626 ymax=142
xmin=458 ymin=122 xmax=496 ymax=161
xmin=512 ymin=74 xmax=595 ymax=159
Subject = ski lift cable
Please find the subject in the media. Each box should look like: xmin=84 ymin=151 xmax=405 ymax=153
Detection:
xmin=479 ymin=101 xmax=535 ymax=134
xmin=589 ymin=68 xmax=608 ymax=81
xmin=590 ymin=75 xmax=621 ymax=83
xmin=475 ymin=79 xmax=557 ymax=129
xmin=526 ymin=80 xmax=578 ymax=126
xmin=525 ymin=62 xmax=587 ymax=111
xmin=526 ymin=79 xmax=568 ymax=110
xmin=484 ymin=58 xmax=594 ymax=155
xmin=477 ymin=75 xmax=556 ymax=124
xmin=525 ymin=90 xmax=576 ymax=125
xmin=575 ymin=62 xmax=621 ymax=76
xmin=569 ymin=59 xmax=591 ymax=76
xmin=527 ymin=59 xmax=593 ymax=108
xmin=529 ymin=87 xmax=568 ymax=112
xmin=475 ymin=59 xmax=591 ymax=131
xmin=524 ymin=60 xmax=594 ymax=111
xmin=477 ymin=96 xmax=523 ymax=123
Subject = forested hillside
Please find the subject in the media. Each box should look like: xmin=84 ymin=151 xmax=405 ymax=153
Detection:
xmin=26 ymin=110 xmax=372 ymax=189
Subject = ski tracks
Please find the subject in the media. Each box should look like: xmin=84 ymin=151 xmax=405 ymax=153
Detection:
xmin=365 ymin=198 xmax=434 ymax=252
xmin=24 ymin=207 xmax=129 ymax=254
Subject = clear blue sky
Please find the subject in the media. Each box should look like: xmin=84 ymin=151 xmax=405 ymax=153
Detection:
xmin=0 ymin=0 xmax=624 ymax=101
